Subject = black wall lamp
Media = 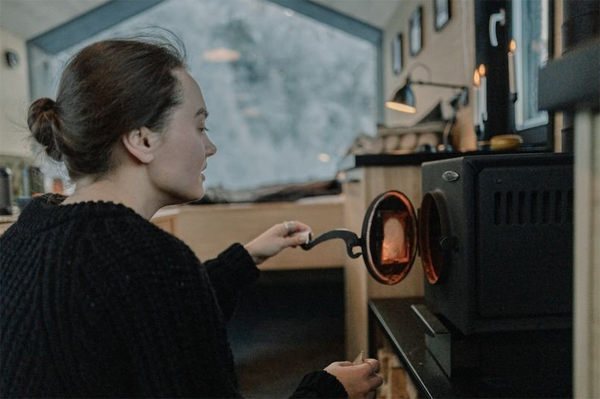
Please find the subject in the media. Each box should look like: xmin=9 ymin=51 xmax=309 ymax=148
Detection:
xmin=386 ymin=63 xmax=469 ymax=114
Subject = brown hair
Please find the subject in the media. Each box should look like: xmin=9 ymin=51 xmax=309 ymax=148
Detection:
xmin=28 ymin=36 xmax=187 ymax=180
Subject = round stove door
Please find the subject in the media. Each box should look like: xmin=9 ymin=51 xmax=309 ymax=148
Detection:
xmin=362 ymin=190 xmax=418 ymax=285
xmin=418 ymin=191 xmax=454 ymax=284
xmin=301 ymin=189 xmax=454 ymax=286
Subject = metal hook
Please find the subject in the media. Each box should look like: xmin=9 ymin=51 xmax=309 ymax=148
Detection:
xmin=489 ymin=8 xmax=506 ymax=47
xmin=301 ymin=229 xmax=362 ymax=259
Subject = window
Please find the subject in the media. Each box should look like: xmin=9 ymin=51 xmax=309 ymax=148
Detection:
xmin=512 ymin=0 xmax=550 ymax=130
xmin=475 ymin=0 xmax=553 ymax=149
xmin=28 ymin=0 xmax=378 ymax=190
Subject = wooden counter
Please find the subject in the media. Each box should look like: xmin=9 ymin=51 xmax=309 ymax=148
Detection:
xmin=176 ymin=196 xmax=345 ymax=270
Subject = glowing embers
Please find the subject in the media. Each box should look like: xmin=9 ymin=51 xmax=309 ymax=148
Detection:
xmin=300 ymin=190 xmax=420 ymax=286
xmin=365 ymin=191 xmax=418 ymax=285
xmin=380 ymin=211 xmax=409 ymax=265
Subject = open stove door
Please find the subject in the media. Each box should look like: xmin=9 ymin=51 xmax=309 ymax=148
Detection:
xmin=302 ymin=190 xmax=420 ymax=285
xmin=418 ymin=191 xmax=455 ymax=284
xmin=362 ymin=190 xmax=419 ymax=285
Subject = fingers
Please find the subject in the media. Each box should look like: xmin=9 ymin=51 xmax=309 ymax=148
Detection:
xmin=355 ymin=359 xmax=379 ymax=377
xmin=357 ymin=361 xmax=374 ymax=376
xmin=362 ymin=359 xmax=383 ymax=392
xmin=293 ymin=221 xmax=312 ymax=233
xmin=368 ymin=373 xmax=384 ymax=391
xmin=281 ymin=220 xmax=311 ymax=236
xmin=324 ymin=359 xmax=384 ymax=399
xmin=282 ymin=220 xmax=294 ymax=235
xmin=291 ymin=231 xmax=311 ymax=245
xmin=364 ymin=358 xmax=380 ymax=374
xmin=336 ymin=361 xmax=354 ymax=367
xmin=279 ymin=220 xmax=312 ymax=247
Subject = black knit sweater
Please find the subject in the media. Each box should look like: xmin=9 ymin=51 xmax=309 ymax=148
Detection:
xmin=0 ymin=194 xmax=347 ymax=398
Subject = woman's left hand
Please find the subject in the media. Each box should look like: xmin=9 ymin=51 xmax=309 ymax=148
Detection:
xmin=244 ymin=220 xmax=312 ymax=266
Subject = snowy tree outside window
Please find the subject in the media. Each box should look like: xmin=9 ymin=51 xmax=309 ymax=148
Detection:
xmin=29 ymin=0 xmax=377 ymax=190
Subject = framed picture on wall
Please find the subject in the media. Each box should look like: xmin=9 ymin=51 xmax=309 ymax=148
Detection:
xmin=434 ymin=0 xmax=451 ymax=31
xmin=409 ymin=6 xmax=423 ymax=56
xmin=392 ymin=33 xmax=403 ymax=74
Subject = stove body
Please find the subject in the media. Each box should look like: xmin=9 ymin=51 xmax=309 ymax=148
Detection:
xmin=420 ymin=153 xmax=573 ymax=335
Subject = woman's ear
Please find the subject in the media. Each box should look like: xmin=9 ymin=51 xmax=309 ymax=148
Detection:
xmin=121 ymin=127 xmax=159 ymax=164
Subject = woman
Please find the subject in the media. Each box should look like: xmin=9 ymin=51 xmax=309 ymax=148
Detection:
xmin=0 ymin=37 xmax=383 ymax=398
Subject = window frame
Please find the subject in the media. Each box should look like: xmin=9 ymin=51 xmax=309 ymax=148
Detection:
xmin=475 ymin=0 xmax=555 ymax=150
xmin=511 ymin=0 xmax=554 ymax=139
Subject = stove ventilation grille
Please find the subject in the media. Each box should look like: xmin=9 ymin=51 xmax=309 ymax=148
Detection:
xmin=493 ymin=189 xmax=573 ymax=226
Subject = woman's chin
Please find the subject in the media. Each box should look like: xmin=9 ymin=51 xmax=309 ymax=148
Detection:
xmin=168 ymin=185 xmax=205 ymax=205
xmin=190 ymin=186 xmax=205 ymax=202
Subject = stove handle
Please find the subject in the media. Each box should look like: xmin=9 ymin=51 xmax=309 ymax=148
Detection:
xmin=301 ymin=229 xmax=362 ymax=259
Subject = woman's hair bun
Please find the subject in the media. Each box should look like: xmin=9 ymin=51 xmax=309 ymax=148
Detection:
xmin=28 ymin=98 xmax=62 ymax=161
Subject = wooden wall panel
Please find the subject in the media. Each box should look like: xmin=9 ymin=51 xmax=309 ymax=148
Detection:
xmin=383 ymin=1 xmax=476 ymax=152
xmin=574 ymin=111 xmax=600 ymax=398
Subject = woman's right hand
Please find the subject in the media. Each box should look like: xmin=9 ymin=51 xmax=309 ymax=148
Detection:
xmin=324 ymin=359 xmax=383 ymax=399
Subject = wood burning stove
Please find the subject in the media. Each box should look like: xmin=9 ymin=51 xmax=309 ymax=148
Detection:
xmin=419 ymin=152 xmax=573 ymax=335
xmin=304 ymin=152 xmax=573 ymax=377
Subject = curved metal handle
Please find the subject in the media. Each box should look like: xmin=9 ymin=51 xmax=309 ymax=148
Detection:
xmin=301 ymin=229 xmax=362 ymax=259
xmin=489 ymin=8 xmax=506 ymax=47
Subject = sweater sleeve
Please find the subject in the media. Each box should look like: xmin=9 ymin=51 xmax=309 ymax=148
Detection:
xmin=99 ymin=239 xmax=243 ymax=397
xmin=289 ymin=370 xmax=348 ymax=398
xmin=203 ymin=243 xmax=261 ymax=320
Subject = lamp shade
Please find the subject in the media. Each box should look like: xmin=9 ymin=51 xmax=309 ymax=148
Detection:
xmin=385 ymin=79 xmax=416 ymax=114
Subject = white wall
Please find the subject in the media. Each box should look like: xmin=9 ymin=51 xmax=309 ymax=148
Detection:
xmin=382 ymin=0 xmax=476 ymax=151
xmin=0 ymin=28 xmax=31 ymax=157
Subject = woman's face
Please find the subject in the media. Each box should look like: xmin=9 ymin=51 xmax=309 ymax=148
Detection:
xmin=149 ymin=68 xmax=217 ymax=204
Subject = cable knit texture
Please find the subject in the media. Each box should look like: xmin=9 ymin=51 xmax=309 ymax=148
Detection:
xmin=0 ymin=194 xmax=347 ymax=398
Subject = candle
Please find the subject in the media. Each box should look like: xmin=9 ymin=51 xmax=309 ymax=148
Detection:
xmin=473 ymin=69 xmax=480 ymax=127
xmin=508 ymin=40 xmax=517 ymax=98
xmin=478 ymin=64 xmax=487 ymax=123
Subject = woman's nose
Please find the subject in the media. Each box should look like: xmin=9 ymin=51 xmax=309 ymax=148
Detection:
xmin=205 ymin=135 xmax=217 ymax=157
